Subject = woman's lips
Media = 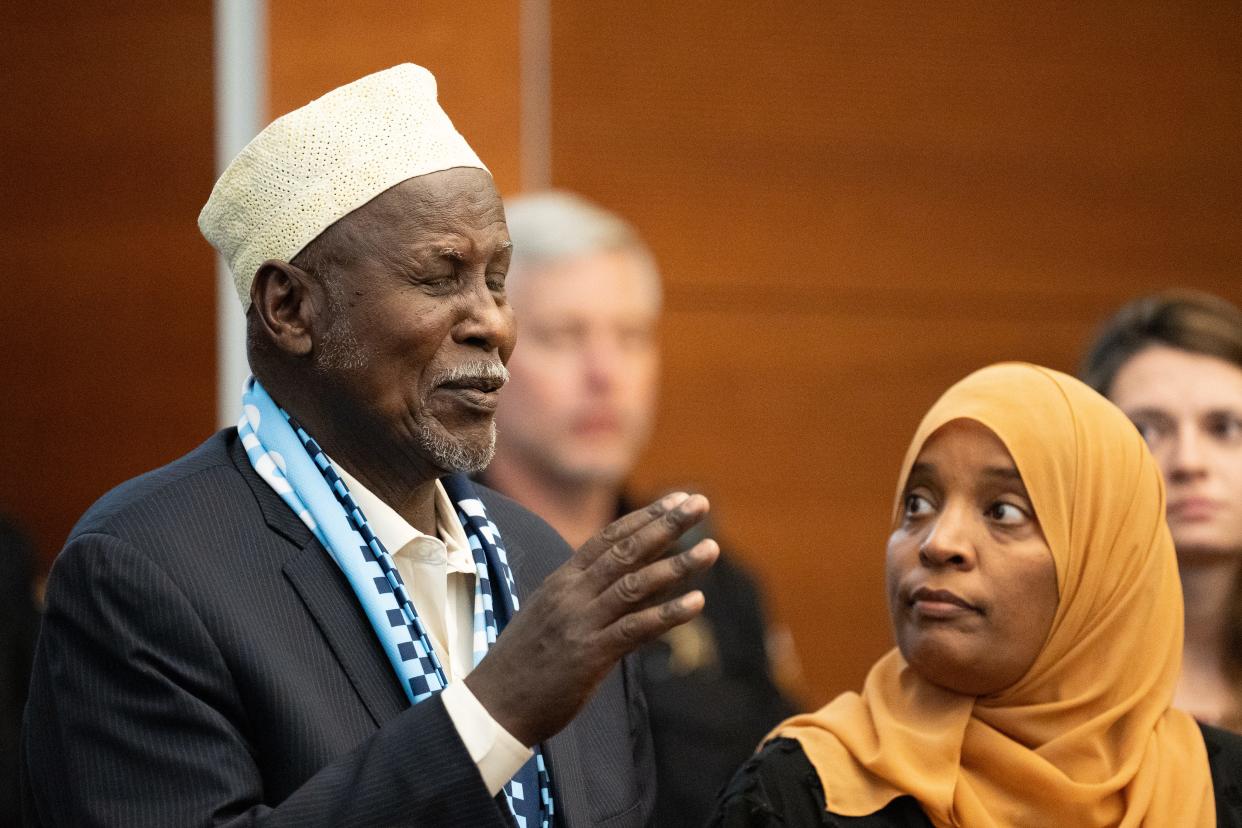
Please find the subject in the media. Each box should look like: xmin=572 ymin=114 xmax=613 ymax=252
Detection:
xmin=1167 ymin=497 xmax=1221 ymax=522
xmin=910 ymin=587 xmax=980 ymax=619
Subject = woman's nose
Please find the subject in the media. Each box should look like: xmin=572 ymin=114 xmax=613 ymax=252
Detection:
xmin=918 ymin=509 xmax=976 ymax=569
xmin=1168 ymin=423 xmax=1208 ymax=483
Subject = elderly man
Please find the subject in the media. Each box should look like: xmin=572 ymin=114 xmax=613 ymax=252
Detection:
xmin=21 ymin=65 xmax=717 ymax=827
xmin=482 ymin=192 xmax=796 ymax=826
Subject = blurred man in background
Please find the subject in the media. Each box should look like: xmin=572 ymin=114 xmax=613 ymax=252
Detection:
xmin=483 ymin=191 xmax=797 ymax=825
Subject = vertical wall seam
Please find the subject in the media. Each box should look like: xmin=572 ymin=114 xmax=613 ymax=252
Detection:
xmin=519 ymin=0 xmax=552 ymax=191
xmin=213 ymin=0 xmax=267 ymax=427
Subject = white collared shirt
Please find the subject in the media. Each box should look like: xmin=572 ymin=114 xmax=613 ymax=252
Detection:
xmin=333 ymin=464 xmax=531 ymax=794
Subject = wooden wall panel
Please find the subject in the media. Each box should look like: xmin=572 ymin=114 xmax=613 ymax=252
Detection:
xmin=0 ymin=3 xmax=216 ymax=570
xmin=549 ymin=2 xmax=1242 ymax=702
xmin=268 ymin=0 xmax=523 ymax=196
xmin=8 ymin=0 xmax=1236 ymax=707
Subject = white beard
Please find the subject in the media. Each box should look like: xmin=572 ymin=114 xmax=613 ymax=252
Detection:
xmin=416 ymin=419 xmax=498 ymax=474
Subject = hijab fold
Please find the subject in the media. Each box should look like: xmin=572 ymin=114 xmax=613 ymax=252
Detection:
xmin=777 ymin=363 xmax=1213 ymax=827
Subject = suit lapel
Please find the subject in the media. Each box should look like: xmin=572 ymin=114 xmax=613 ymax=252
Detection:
xmin=282 ymin=543 xmax=408 ymax=727
xmin=230 ymin=435 xmax=313 ymax=547
xmin=230 ymin=435 xmax=408 ymax=729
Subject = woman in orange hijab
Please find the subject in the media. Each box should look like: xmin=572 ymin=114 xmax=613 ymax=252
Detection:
xmin=711 ymin=363 xmax=1242 ymax=827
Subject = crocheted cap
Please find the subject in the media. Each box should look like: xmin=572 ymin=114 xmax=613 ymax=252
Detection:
xmin=198 ymin=63 xmax=488 ymax=310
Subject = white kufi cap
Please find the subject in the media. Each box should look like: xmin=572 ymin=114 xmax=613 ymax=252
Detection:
xmin=198 ymin=63 xmax=487 ymax=309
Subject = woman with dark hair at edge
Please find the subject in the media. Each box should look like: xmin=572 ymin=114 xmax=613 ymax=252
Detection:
xmin=1081 ymin=290 xmax=1242 ymax=730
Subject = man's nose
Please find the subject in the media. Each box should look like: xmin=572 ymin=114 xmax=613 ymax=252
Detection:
xmin=582 ymin=334 xmax=624 ymax=390
xmin=918 ymin=507 xmax=976 ymax=569
xmin=455 ymin=279 xmax=514 ymax=352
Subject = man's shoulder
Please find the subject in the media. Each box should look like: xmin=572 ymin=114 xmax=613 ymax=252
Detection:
xmin=70 ymin=429 xmax=248 ymax=541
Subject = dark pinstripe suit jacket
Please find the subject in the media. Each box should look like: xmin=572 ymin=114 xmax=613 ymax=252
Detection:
xmin=21 ymin=430 xmax=655 ymax=827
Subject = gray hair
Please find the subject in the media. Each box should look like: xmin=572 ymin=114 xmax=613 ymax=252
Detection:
xmin=502 ymin=191 xmax=661 ymax=298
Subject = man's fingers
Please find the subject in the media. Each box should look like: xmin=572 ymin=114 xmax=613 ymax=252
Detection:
xmin=571 ymin=492 xmax=690 ymax=569
xmin=600 ymin=590 xmax=706 ymax=652
xmin=595 ymin=540 xmax=719 ymax=621
xmin=584 ymin=494 xmax=710 ymax=589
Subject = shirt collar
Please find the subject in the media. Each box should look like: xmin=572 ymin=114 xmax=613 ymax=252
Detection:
xmin=332 ymin=463 xmax=472 ymax=562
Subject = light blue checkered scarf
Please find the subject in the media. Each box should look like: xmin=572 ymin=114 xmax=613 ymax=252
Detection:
xmin=239 ymin=377 xmax=552 ymax=826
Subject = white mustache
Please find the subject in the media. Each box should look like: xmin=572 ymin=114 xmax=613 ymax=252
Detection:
xmin=434 ymin=360 xmax=510 ymax=388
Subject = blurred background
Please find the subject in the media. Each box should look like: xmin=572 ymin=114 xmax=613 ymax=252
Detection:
xmin=1 ymin=1 xmax=1239 ymax=706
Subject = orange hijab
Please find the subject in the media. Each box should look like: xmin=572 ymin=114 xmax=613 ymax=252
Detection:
xmin=776 ymin=363 xmax=1213 ymax=827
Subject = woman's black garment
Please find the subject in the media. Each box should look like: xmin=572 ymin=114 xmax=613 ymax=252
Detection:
xmin=1206 ymin=722 xmax=1242 ymax=827
xmin=708 ymin=739 xmax=930 ymax=827
xmin=710 ymin=724 xmax=1242 ymax=827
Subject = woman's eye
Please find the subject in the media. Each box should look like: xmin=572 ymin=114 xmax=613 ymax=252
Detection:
xmin=1134 ymin=420 xmax=1168 ymax=446
xmin=986 ymin=502 xmax=1026 ymax=524
xmin=1206 ymin=412 xmax=1242 ymax=443
xmin=904 ymin=494 xmax=933 ymax=518
xmin=1130 ymin=416 xmax=1171 ymax=447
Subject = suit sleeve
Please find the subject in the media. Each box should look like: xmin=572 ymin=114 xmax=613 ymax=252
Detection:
xmin=22 ymin=531 xmax=509 ymax=828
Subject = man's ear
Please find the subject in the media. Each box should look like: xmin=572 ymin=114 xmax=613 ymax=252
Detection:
xmin=250 ymin=260 xmax=322 ymax=357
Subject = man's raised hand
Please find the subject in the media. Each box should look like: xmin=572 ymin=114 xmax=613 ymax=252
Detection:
xmin=465 ymin=493 xmax=719 ymax=747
